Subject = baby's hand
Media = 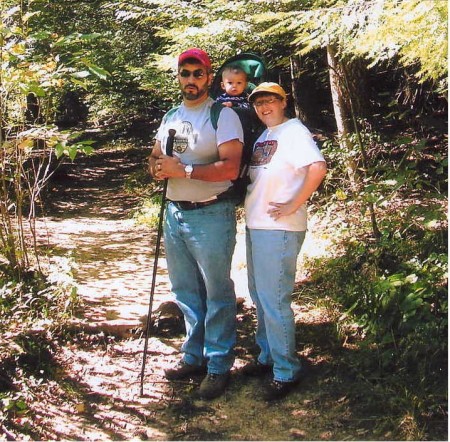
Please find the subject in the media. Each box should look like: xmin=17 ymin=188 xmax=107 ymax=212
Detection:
xmin=222 ymin=102 xmax=233 ymax=108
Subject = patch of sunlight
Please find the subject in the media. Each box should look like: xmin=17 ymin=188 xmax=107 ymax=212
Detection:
xmin=301 ymin=214 xmax=335 ymax=261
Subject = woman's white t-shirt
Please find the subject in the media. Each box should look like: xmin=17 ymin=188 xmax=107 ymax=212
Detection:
xmin=244 ymin=118 xmax=324 ymax=232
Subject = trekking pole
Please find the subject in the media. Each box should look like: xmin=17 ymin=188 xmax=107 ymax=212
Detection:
xmin=140 ymin=129 xmax=176 ymax=396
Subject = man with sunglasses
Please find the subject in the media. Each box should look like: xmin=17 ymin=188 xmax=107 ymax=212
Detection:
xmin=148 ymin=48 xmax=244 ymax=399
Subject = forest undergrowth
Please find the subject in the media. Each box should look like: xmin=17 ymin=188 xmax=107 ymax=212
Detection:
xmin=0 ymin=120 xmax=448 ymax=440
xmin=1 ymin=0 xmax=448 ymax=439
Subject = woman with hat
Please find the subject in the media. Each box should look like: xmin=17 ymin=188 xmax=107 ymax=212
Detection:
xmin=242 ymin=82 xmax=327 ymax=401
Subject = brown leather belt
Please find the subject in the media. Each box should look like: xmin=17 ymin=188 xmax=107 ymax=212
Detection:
xmin=169 ymin=198 xmax=220 ymax=211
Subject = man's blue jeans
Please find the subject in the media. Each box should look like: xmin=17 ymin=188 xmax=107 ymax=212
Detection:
xmin=246 ymin=228 xmax=306 ymax=382
xmin=164 ymin=200 xmax=237 ymax=374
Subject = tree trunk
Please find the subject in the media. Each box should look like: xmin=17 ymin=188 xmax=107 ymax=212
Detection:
xmin=327 ymin=44 xmax=358 ymax=189
xmin=26 ymin=93 xmax=41 ymax=124
xmin=327 ymin=44 xmax=381 ymax=239
xmin=290 ymin=56 xmax=303 ymax=121
xmin=343 ymin=57 xmax=370 ymax=119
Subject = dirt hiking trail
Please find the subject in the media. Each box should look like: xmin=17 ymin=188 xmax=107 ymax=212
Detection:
xmin=32 ymin=146 xmax=387 ymax=441
xmin=37 ymin=146 xmax=255 ymax=334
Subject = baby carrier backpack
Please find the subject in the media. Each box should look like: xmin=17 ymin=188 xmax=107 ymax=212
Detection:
xmin=210 ymin=52 xmax=267 ymax=203
xmin=165 ymin=53 xmax=267 ymax=203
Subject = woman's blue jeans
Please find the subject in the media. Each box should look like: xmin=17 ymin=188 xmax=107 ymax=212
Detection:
xmin=246 ymin=228 xmax=306 ymax=382
xmin=164 ymin=200 xmax=237 ymax=375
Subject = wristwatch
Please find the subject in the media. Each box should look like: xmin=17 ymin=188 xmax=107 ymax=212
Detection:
xmin=184 ymin=164 xmax=193 ymax=179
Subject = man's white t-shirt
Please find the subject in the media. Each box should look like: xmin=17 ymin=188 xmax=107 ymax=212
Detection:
xmin=245 ymin=118 xmax=325 ymax=232
xmin=156 ymin=97 xmax=243 ymax=202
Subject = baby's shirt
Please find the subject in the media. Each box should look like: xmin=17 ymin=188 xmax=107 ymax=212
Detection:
xmin=216 ymin=92 xmax=250 ymax=110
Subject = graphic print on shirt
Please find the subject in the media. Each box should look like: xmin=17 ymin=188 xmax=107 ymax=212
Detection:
xmin=173 ymin=121 xmax=197 ymax=154
xmin=250 ymin=140 xmax=278 ymax=166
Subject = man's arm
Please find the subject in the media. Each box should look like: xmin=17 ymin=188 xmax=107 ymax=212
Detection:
xmin=155 ymin=138 xmax=243 ymax=182
xmin=148 ymin=140 xmax=163 ymax=180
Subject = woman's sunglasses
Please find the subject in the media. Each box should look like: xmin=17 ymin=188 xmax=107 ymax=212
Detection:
xmin=253 ymin=97 xmax=281 ymax=108
xmin=179 ymin=69 xmax=206 ymax=79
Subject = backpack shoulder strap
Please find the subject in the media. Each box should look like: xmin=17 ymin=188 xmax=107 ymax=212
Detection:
xmin=165 ymin=103 xmax=225 ymax=129
xmin=210 ymin=102 xmax=224 ymax=130
xmin=163 ymin=106 xmax=180 ymax=123
xmin=165 ymin=103 xmax=226 ymax=130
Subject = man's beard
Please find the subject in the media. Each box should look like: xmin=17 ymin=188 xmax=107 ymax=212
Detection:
xmin=182 ymin=84 xmax=208 ymax=101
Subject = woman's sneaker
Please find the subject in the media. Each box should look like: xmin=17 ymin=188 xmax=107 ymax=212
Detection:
xmin=263 ymin=377 xmax=302 ymax=401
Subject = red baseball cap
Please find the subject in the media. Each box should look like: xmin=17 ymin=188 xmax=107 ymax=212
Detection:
xmin=178 ymin=48 xmax=212 ymax=70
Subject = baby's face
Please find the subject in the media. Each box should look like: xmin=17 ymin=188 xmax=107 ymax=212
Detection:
xmin=221 ymin=71 xmax=248 ymax=96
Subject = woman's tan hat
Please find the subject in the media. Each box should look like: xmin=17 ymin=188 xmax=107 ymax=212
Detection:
xmin=248 ymin=82 xmax=287 ymax=102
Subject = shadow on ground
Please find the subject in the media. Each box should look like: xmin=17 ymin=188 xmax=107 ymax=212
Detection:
xmin=19 ymin=144 xmax=445 ymax=441
xmin=37 ymin=301 xmax=396 ymax=441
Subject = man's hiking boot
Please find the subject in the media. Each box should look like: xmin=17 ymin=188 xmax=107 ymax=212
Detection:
xmin=198 ymin=372 xmax=230 ymax=399
xmin=241 ymin=360 xmax=273 ymax=377
xmin=262 ymin=377 xmax=301 ymax=401
xmin=164 ymin=361 xmax=206 ymax=380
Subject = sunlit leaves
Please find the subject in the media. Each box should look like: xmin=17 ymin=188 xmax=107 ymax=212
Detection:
xmin=53 ymin=32 xmax=102 ymax=46
xmin=70 ymin=70 xmax=90 ymax=79
xmin=350 ymin=0 xmax=448 ymax=84
xmin=54 ymin=139 xmax=95 ymax=161
xmin=259 ymin=0 xmax=448 ymax=85
xmin=86 ymin=64 xmax=110 ymax=81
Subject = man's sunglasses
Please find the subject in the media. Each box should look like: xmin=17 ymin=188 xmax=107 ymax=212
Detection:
xmin=179 ymin=69 xmax=206 ymax=79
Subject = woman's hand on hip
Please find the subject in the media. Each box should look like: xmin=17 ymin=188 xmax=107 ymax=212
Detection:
xmin=267 ymin=201 xmax=297 ymax=220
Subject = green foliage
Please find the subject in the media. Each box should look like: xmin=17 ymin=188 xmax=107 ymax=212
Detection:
xmin=123 ymin=168 xmax=153 ymax=194
xmin=260 ymin=0 xmax=448 ymax=87
xmin=0 ymin=232 xmax=79 ymax=440
xmin=0 ymin=390 xmax=32 ymax=438
xmin=0 ymin=257 xmax=79 ymax=437
xmin=309 ymin=108 xmax=447 ymax=429
xmin=1 ymin=3 xmax=100 ymax=278
xmin=341 ymin=244 xmax=446 ymax=345
xmin=350 ymin=0 xmax=448 ymax=84
xmin=106 ymin=0 xmax=276 ymax=83
xmin=305 ymin=217 xmax=447 ymax=428
xmin=132 ymin=185 xmax=165 ymax=229
xmin=0 ymin=256 xmax=80 ymax=324
xmin=321 ymin=123 xmax=447 ymax=220
xmin=0 ymin=128 xmax=95 ymax=278
xmin=54 ymin=136 xmax=95 ymax=160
